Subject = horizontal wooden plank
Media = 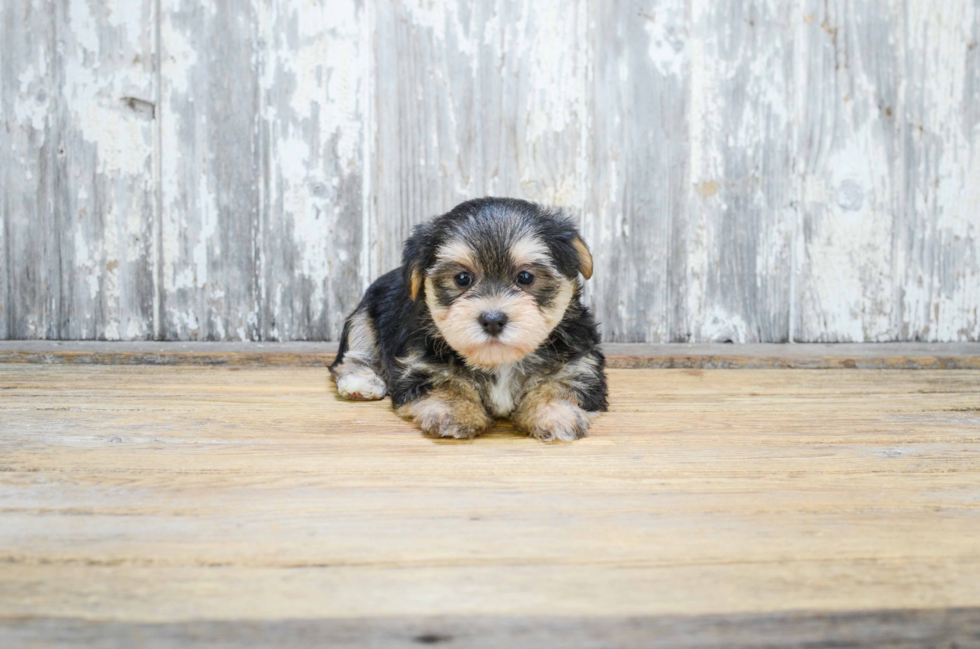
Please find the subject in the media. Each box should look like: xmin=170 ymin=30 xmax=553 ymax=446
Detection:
xmin=0 ymin=342 xmax=977 ymax=369
xmin=1 ymin=365 xmax=979 ymax=637
xmin=3 ymin=608 xmax=980 ymax=649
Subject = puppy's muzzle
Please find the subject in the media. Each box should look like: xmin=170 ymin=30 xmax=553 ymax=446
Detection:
xmin=478 ymin=311 xmax=508 ymax=337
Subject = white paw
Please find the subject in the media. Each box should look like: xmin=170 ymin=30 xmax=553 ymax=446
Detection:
xmin=398 ymin=393 xmax=492 ymax=439
xmin=528 ymin=401 xmax=594 ymax=442
xmin=336 ymin=371 xmax=387 ymax=401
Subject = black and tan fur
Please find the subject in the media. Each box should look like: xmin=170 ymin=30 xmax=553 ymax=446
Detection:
xmin=330 ymin=198 xmax=607 ymax=441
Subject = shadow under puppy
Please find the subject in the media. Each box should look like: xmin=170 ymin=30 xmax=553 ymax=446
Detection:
xmin=330 ymin=197 xmax=607 ymax=441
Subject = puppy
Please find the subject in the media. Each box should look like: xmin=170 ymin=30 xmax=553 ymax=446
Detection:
xmin=330 ymin=197 xmax=607 ymax=441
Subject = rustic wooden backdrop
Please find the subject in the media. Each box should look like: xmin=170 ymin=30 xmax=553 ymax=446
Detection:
xmin=2 ymin=0 xmax=978 ymax=343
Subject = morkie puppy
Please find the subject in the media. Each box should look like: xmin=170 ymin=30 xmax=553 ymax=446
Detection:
xmin=330 ymin=197 xmax=607 ymax=441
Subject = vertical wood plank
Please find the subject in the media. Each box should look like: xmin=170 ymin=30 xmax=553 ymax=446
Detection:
xmin=795 ymin=0 xmax=905 ymax=342
xmin=371 ymin=0 xmax=589 ymax=277
xmin=159 ymin=0 xmax=262 ymax=341
xmin=898 ymin=0 xmax=980 ymax=341
xmin=681 ymin=0 xmax=796 ymax=343
xmin=0 ymin=1 xmax=59 ymax=339
xmin=0 ymin=0 xmax=156 ymax=340
xmin=0 ymin=155 xmax=5 ymax=340
xmin=586 ymin=0 xmax=688 ymax=342
xmin=256 ymin=0 xmax=365 ymax=341
xmin=58 ymin=0 xmax=158 ymax=340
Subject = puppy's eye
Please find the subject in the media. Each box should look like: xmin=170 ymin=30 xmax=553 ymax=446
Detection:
xmin=516 ymin=271 xmax=535 ymax=286
xmin=453 ymin=272 xmax=473 ymax=288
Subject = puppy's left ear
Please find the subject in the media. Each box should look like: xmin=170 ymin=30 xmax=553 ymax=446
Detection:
xmin=402 ymin=222 xmax=434 ymax=301
xmin=572 ymin=237 xmax=593 ymax=280
xmin=408 ymin=268 xmax=424 ymax=301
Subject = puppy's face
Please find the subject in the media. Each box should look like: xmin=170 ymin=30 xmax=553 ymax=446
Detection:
xmin=405 ymin=200 xmax=593 ymax=370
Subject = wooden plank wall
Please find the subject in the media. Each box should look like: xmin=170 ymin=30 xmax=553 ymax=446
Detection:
xmin=1 ymin=0 xmax=978 ymax=343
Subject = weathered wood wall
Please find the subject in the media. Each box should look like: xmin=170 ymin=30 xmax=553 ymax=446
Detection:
xmin=2 ymin=0 xmax=978 ymax=342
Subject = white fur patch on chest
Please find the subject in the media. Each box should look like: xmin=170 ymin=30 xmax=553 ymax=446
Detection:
xmin=489 ymin=364 xmax=519 ymax=417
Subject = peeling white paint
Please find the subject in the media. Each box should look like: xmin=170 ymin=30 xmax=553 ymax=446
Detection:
xmin=73 ymin=231 xmax=101 ymax=301
xmin=69 ymin=0 xmax=101 ymax=57
xmin=643 ymin=0 xmax=688 ymax=79
xmin=2 ymin=0 xmax=977 ymax=342
xmin=523 ymin=1 xmax=583 ymax=141
xmin=105 ymin=0 xmax=145 ymax=34
xmin=805 ymin=121 xmax=895 ymax=341
xmin=159 ymin=11 xmax=198 ymax=96
xmin=192 ymin=169 xmax=217 ymax=289
xmin=14 ymin=53 xmax=50 ymax=133
xmin=701 ymin=307 xmax=749 ymax=344
xmin=64 ymin=0 xmax=153 ymax=176
xmin=899 ymin=0 xmax=980 ymax=342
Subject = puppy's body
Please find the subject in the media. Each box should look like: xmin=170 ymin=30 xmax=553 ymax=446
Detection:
xmin=331 ymin=198 xmax=607 ymax=441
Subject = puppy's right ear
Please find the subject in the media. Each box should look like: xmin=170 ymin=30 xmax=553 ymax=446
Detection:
xmin=409 ymin=269 xmax=423 ymax=301
xmin=402 ymin=222 xmax=433 ymax=301
xmin=572 ymin=237 xmax=594 ymax=280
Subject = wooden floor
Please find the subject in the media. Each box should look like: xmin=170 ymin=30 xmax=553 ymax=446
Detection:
xmin=2 ymin=363 xmax=980 ymax=647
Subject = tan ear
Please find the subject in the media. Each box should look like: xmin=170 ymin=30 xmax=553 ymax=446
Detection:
xmin=409 ymin=268 xmax=424 ymax=301
xmin=572 ymin=237 xmax=593 ymax=280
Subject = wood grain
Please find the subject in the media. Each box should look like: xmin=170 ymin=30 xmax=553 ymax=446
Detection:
xmin=899 ymin=1 xmax=980 ymax=342
xmin=795 ymin=0 xmax=902 ymax=342
xmin=2 ymin=1 xmax=979 ymax=343
xmin=158 ymin=0 xmax=263 ymax=341
xmin=4 ymin=609 xmax=980 ymax=649
xmin=586 ymin=0 xmax=684 ymax=342
xmin=684 ymin=1 xmax=796 ymax=343
xmin=0 ymin=0 xmax=157 ymax=340
xmin=372 ymin=0 xmax=589 ymax=275
xmin=0 ymin=0 xmax=59 ymax=340
xmin=0 ymin=341 xmax=978 ymax=369
xmin=256 ymin=0 xmax=366 ymax=341
xmin=1 ymin=363 xmax=979 ymax=646
xmin=795 ymin=0 xmax=980 ymax=342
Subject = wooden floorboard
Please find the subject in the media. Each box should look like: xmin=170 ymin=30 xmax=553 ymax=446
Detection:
xmin=1 ymin=364 xmax=979 ymax=647
xmin=0 ymin=341 xmax=978 ymax=369
xmin=4 ymin=609 xmax=980 ymax=649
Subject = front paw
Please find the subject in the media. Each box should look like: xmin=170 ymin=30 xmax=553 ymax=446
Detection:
xmin=520 ymin=399 xmax=593 ymax=442
xmin=336 ymin=370 xmax=387 ymax=401
xmin=399 ymin=392 xmax=493 ymax=439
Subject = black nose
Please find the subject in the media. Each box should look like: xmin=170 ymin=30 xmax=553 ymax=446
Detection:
xmin=478 ymin=311 xmax=508 ymax=336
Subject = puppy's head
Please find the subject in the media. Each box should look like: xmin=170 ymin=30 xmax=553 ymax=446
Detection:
xmin=403 ymin=198 xmax=593 ymax=369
